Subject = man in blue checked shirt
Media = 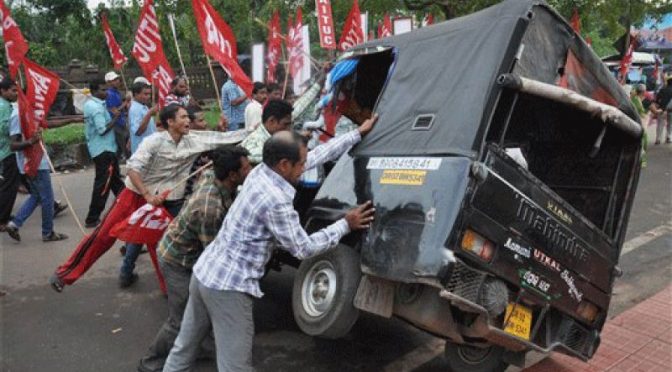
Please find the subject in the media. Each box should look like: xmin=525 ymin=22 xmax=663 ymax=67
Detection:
xmin=164 ymin=102 xmax=378 ymax=372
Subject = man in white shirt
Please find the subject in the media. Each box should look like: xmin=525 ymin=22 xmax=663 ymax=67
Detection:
xmin=244 ymin=82 xmax=267 ymax=132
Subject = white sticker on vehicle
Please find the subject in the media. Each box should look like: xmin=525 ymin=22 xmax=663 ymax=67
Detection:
xmin=367 ymin=157 xmax=442 ymax=170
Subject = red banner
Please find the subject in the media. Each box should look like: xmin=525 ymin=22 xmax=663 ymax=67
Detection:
xmin=192 ymin=0 xmax=252 ymax=97
xmin=110 ymin=201 xmax=173 ymax=246
xmin=266 ymin=11 xmax=282 ymax=83
xmin=17 ymin=89 xmax=42 ymax=177
xmin=101 ymin=13 xmax=128 ymax=70
xmin=380 ymin=13 xmax=392 ymax=38
xmin=315 ymin=0 xmax=336 ymax=49
xmin=619 ymin=37 xmax=636 ymax=84
xmin=422 ymin=13 xmax=434 ymax=27
xmin=23 ymin=59 xmax=60 ymax=128
xmin=570 ymin=8 xmax=581 ymax=33
xmin=131 ymin=0 xmax=174 ymax=106
xmin=287 ymin=8 xmax=304 ymax=80
xmin=0 ymin=0 xmax=29 ymax=78
xmin=339 ymin=0 xmax=364 ymax=51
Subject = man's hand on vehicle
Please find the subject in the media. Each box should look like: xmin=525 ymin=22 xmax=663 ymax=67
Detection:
xmin=345 ymin=201 xmax=375 ymax=230
xmin=358 ymin=113 xmax=379 ymax=137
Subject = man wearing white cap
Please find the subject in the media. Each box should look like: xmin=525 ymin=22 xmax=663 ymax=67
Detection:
xmin=105 ymin=71 xmax=129 ymax=160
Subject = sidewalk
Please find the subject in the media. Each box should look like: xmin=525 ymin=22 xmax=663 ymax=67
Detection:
xmin=526 ymin=284 xmax=672 ymax=372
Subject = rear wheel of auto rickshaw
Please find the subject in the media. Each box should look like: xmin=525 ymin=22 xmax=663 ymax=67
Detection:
xmin=292 ymin=244 xmax=361 ymax=339
xmin=444 ymin=342 xmax=508 ymax=372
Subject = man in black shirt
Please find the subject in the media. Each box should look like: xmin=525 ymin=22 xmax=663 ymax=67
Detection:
xmin=654 ymin=77 xmax=672 ymax=144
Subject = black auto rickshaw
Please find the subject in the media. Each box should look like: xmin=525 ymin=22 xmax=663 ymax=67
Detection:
xmin=281 ymin=1 xmax=643 ymax=370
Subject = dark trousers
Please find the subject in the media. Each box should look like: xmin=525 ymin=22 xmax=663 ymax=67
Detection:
xmin=0 ymin=155 xmax=20 ymax=225
xmin=139 ymin=261 xmax=214 ymax=371
xmin=86 ymin=151 xmax=124 ymax=224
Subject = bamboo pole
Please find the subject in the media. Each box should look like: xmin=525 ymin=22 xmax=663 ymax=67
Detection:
xmin=205 ymin=55 xmax=223 ymax=111
xmin=168 ymin=13 xmax=191 ymax=90
xmin=39 ymin=142 xmax=87 ymax=236
xmin=120 ymin=65 xmax=129 ymax=92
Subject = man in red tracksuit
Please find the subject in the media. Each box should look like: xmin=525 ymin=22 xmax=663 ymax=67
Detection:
xmin=49 ymin=104 xmax=246 ymax=292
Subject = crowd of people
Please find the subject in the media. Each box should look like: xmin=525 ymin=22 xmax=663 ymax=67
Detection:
xmin=0 ymin=70 xmax=377 ymax=371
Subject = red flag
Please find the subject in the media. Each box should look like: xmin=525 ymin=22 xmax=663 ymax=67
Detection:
xmin=287 ymin=8 xmax=304 ymax=80
xmin=0 ymin=0 xmax=29 ymax=78
xmin=619 ymin=36 xmax=636 ymax=84
xmin=315 ymin=0 xmax=336 ymax=49
xmin=381 ymin=14 xmax=392 ymax=38
xmin=110 ymin=200 xmax=173 ymax=246
xmin=101 ymin=13 xmax=128 ymax=70
xmin=23 ymin=59 xmax=60 ymax=128
xmin=422 ymin=13 xmax=434 ymax=27
xmin=339 ymin=0 xmax=364 ymax=51
xmin=17 ymin=89 xmax=43 ymax=177
xmin=266 ymin=11 xmax=282 ymax=83
xmin=131 ymin=0 xmax=175 ymax=107
xmin=192 ymin=0 xmax=252 ymax=98
xmin=570 ymin=8 xmax=581 ymax=33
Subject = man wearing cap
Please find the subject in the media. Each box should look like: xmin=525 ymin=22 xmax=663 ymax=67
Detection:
xmin=105 ymin=71 xmax=129 ymax=160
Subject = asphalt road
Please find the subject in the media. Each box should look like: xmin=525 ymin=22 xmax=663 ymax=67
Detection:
xmin=1 ymin=132 xmax=670 ymax=372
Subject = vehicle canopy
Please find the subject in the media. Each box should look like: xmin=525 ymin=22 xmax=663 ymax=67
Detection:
xmin=343 ymin=0 xmax=639 ymax=158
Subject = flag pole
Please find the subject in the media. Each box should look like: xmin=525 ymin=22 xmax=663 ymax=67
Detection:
xmin=205 ymin=55 xmax=223 ymax=111
xmin=39 ymin=141 xmax=87 ymax=236
xmin=168 ymin=13 xmax=191 ymax=90
xmin=120 ymin=65 xmax=129 ymax=92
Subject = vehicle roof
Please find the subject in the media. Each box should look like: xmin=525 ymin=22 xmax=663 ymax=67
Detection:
xmin=351 ymin=0 xmax=637 ymax=157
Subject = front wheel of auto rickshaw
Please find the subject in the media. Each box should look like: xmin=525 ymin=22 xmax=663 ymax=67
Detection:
xmin=444 ymin=342 xmax=508 ymax=372
xmin=292 ymin=244 xmax=361 ymax=339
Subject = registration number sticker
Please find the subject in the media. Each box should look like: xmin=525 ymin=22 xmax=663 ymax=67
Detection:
xmin=503 ymin=303 xmax=532 ymax=340
xmin=379 ymin=170 xmax=427 ymax=185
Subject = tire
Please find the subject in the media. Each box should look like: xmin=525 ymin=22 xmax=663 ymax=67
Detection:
xmin=292 ymin=244 xmax=361 ymax=339
xmin=444 ymin=342 xmax=508 ymax=372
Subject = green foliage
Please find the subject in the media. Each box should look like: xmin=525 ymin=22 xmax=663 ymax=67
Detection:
xmin=0 ymin=0 xmax=670 ymax=69
xmin=43 ymin=123 xmax=85 ymax=146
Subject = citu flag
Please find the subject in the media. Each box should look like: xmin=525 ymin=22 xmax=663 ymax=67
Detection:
xmin=101 ymin=13 xmax=128 ymax=70
xmin=422 ymin=13 xmax=434 ymax=27
xmin=110 ymin=190 xmax=173 ymax=246
xmin=287 ymin=8 xmax=304 ymax=80
xmin=379 ymin=13 xmax=392 ymax=38
xmin=266 ymin=10 xmax=282 ymax=83
xmin=192 ymin=0 xmax=253 ymax=97
xmin=339 ymin=0 xmax=364 ymax=51
xmin=0 ymin=0 xmax=29 ymax=78
xmin=131 ymin=0 xmax=174 ymax=107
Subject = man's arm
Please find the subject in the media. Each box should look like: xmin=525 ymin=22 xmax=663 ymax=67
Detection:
xmin=46 ymin=115 xmax=83 ymax=129
xmin=9 ymin=113 xmax=41 ymax=151
xmin=186 ymin=130 xmax=248 ymax=155
xmin=305 ymin=114 xmax=377 ymax=170
xmin=91 ymin=108 xmax=121 ymax=135
xmin=127 ymin=169 xmax=164 ymax=206
xmin=134 ymin=105 xmax=158 ymax=136
xmin=267 ymin=201 xmax=374 ymax=260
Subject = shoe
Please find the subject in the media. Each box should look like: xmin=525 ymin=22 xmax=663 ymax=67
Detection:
xmin=43 ymin=231 xmax=68 ymax=242
xmin=666 ymin=139 xmax=672 ymax=144
xmin=54 ymin=201 xmax=68 ymax=217
xmin=85 ymin=219 xmax=100 ymax=228
xmin=119 ymin=273 xmax=139 ymax=288
xmin=5 ymin=223 xmax=20 ymax=242
xmin=120 ymin=245 xmax=127 ymax=256
xmin=49 ymin=274 xmax=65 ymax=293
xmin=655 ymin=141 xmax=661 ymax=145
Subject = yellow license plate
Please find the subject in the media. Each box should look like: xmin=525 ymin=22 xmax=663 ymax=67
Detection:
xmin=503 ymin=303 xmax=532 ymax=340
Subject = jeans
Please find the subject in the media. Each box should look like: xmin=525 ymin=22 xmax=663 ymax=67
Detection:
xmin=86 ymin=151 xmax=124 ymax=224
xmin=138 ymin=261 xmax=214 ymax=371
xmin=164 ymin=276 xmax=254 ymax=372
xmin=119 ymin=200 xmax=183 ymax=279
xmin=0 ymin=155 xmax=20 ymax=225
xmin=12 ymin=169 xmax=55 ymax=236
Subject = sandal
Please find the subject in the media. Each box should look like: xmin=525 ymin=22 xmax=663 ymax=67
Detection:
xmin=49 ymin=274 xmax=64 ymax=293
xmin=43 ymin=231 xmax=68 ymax=242
xmin=5 ymin=225 xmax=20 ymax=242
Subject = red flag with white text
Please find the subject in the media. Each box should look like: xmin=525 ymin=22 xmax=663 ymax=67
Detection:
xmin=110 ymin=197 xmax=173 ymax=246
xmin=422 ymin=13 xmax=434 ymax=27
xmin=315 ymin=0 xmax=336 ymax=49
xmin=380 ymin=13 xmax=392 ymax=38
xmin=17 ymin=89 xmax=42 ymax=177
xmin=131 ymin=0 xmax=174 ymax=106
xmin=339 ymin=0 xmax=364 ymax=51
xmin=101 ymin=13 xmax=128 ymax=70
xmin=0 ymin=0 xmax=29 ymax=78
xmin=287 ymin=8 xmax=304 ymax=80
xmin=619 ymin=36 xmax=637 ymax=84
xmin=23 ymin=59 xmax=60 ymax=128
xmin=192 ymin=0 xmax=252 ymax=97
xmin=266 ymin=10 xmax=282 ymax=83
